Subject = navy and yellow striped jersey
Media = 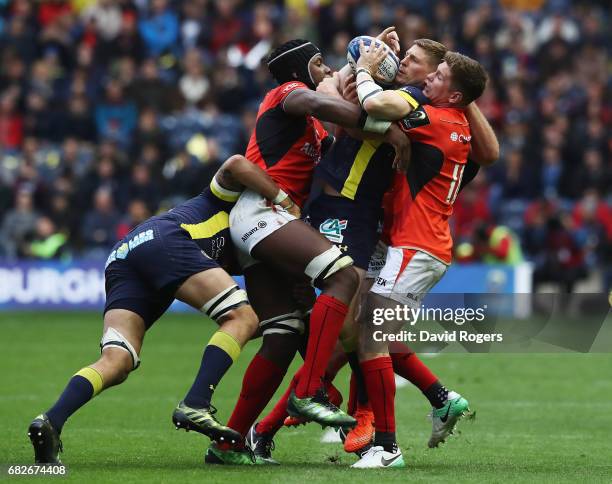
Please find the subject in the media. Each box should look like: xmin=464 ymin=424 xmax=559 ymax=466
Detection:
xmin=317 ymin=85 xmax=428 ymax=208
xmin=161 ymin=177 xmax=241 ymax=262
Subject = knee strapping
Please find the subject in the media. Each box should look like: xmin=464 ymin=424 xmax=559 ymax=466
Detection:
xmin=201 ymin=285 xmax=249 ymax=322
xmin=100 ymin=327 xmax=141 ymax=370
xmin=260 ymin=310 xmax=305 ymax=336
xmin=304 ymin=246 xmax=353 ymax=286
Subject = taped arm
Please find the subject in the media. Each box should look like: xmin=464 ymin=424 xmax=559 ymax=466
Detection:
xmin=213 ymin=155 xmax=296 ymax=212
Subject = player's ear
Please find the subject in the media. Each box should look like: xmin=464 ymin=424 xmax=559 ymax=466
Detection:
xmin=449 ymin=90 xmax=463 ymax=105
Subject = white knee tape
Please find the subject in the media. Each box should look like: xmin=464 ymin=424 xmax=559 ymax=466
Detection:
xmin=201 ymin=285 xmax=249 ymax=321
xmin=304 ymin=246 xmax=354 ymax=285
xmin=100 ymin=327 xmax=141 ymax=370
xmin=260 ymin=310 xmax=305 ymax=336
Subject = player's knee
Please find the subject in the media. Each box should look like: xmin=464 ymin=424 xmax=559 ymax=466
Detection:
xmin=98 ymin=349 xmax=133 ymax=384
xmin=219 ymin=304 xmax=260 ymax=339
xmin=100 ymin=326 xmax=141 ymax=377
xmin=321 ymin=265 xmax=360 ymax=298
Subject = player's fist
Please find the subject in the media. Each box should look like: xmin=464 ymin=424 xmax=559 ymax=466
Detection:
xmin=316 ymin=72 xmax=342 ymax=98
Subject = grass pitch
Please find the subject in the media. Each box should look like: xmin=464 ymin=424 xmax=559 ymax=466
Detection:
xmin=1 ymin=312 xmax=611 ymax=483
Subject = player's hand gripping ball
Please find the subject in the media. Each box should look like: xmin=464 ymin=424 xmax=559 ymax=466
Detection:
xmin=347 ymin=35 xmax=399 ymax=87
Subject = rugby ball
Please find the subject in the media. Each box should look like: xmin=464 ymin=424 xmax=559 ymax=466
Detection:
xmin=347 ymin=36 xmax=399 ymax=87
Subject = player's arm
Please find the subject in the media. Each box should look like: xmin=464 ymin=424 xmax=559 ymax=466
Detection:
xmin=282 ymin=88 xmax=391 ymax=136
xmin=354 ymin=40 xmax=416 ymax=119
xmin=214 ymin=155 xmax=300 ymax=217
xmin=465 ymin=103 xmax=499 ymax=166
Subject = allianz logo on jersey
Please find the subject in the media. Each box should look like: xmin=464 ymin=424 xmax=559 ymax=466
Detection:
xmin=319 ymin=218 xmax=348 ymax=243
xmin=450 ymin=132 xmax=472 ymax=144
xmin=105 ymin=229 xmax=154 ymax=268
xmin=300 ymin=142 xmax=321 ymax=162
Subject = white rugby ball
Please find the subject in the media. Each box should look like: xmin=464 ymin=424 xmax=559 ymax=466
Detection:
xmin=347 ymin=35 xmax=399 ymax=86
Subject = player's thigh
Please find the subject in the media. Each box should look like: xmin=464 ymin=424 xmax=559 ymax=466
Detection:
xmin=251 ymin=219 xmax=335 ymax=278
xmin=175 ymin=267 xmax=238 ymax=309
xmin=391 ymin=249 xmax=448 ymax=300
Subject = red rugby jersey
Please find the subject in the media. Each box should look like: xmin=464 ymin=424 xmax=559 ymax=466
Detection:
xmin=386 ymin=104 xmax=472 ymax=264
xmin=245 ymin=81 xmax=328 ymax=208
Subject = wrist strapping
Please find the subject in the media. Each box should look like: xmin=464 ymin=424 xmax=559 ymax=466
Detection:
xmin=357 ymin=110 xmax=392 ymax=134
xmin=272 ymin=189 xmax=289 ymax=205
xmin=356 ymin=70 xmax=383 ymax=107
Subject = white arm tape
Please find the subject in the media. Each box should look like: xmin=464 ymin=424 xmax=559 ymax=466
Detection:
xmin=356 ymin=72 xmax=383 ymax=107
xmin=363 ymin=116 xmax=392 ymax=134
xmin=272 ymin=189 xmax=289 ymax=205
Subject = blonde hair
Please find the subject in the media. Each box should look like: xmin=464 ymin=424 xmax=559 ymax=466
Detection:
xmin=413 ymin=38 xmax=448 ymax=67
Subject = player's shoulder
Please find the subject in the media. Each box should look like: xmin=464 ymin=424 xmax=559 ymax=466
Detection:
xmin=395 ymin=85 xmax=429 ymax=106
xmin=423 ymin=105 xmax=468 ymax=125
xmin=268 ymin=81 xmax=309 ymax=101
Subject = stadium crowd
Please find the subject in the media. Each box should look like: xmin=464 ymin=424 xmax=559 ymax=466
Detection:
xmin=0 ymin=0 xmax=609 ymax=289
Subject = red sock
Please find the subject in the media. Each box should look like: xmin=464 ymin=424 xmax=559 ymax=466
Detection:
xmin=295 ymin=294 xmax=348 ymax=397
xmin=361 ymin=357 xmax=395 ymax=433
xmin=227 ymin=353 xmax=286 ymax=436
xmin=389 ymin=342 xmax=438 ymax=391
xmin=256 ymin=368 xmax=302 ymax=435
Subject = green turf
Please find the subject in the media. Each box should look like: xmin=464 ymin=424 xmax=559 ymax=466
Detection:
xmin=1 ymin=312 xmax=611 ymax=483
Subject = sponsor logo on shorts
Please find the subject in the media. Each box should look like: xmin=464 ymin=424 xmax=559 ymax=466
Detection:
xmin=258 ymin=221 xmax=267 ymax=229
xmin=127 ymin=229 xmax=154 ymax=251
xmin=375 ymin=276 xmax=388 ymax=287
xmin=319 ymin=218 xmax=348 ymax=243
xmin=242 ymin=226 xmax=258 ymax=242
xmin=116 ymin=243 xmax=129 ymax=259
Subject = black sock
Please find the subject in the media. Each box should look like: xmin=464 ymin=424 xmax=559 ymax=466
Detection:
xmin=346 ymin=351 xmax=369 ymax=405
xmin=423 ymin=381 xmax=449 ymax=409
xmin=374 ymin=431 xmax=397 ymax=453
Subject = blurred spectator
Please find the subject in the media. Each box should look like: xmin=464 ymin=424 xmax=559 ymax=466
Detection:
xmin=80 ymin=187 xmax=120 ymax=258
xmin=138 ymin=0 xmax=178 ymax=57
xmin=95 ymin=78 xmax=137 ymax=147
xmin=179 ymin=48 xmax=210 ymax=106
xmin=116 ymin=199 xmax=151 ymax=240
xmin=0 ymin=186 xmax=38 ymax=259
xmin=25 ymin=215 xmax=68 ymax=260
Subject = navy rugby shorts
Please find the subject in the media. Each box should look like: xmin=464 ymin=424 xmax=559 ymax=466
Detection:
xmin=104 ymin=216 xmax=218 ymax=328
xmin=306 ymin=193 xmax=382 ymax=270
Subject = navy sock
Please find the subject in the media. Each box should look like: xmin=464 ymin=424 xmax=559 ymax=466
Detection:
xmin=46 ymin=368 xmax=103 ymax=432
xmin=424 ymin=381 xmax=449 ymax=409
xmin=184 ymin=332 xmax=239 ymax=408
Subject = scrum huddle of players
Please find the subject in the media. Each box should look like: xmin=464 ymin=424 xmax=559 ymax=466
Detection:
xmin=28 ymin=26 xmax=498 ymax=470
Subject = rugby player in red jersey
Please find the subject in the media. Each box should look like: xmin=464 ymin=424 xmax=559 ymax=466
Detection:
xmin=199 ymin=39 xmax=412 ymax=464
xmin=350 ymin=52 xmax=488 ymax=468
